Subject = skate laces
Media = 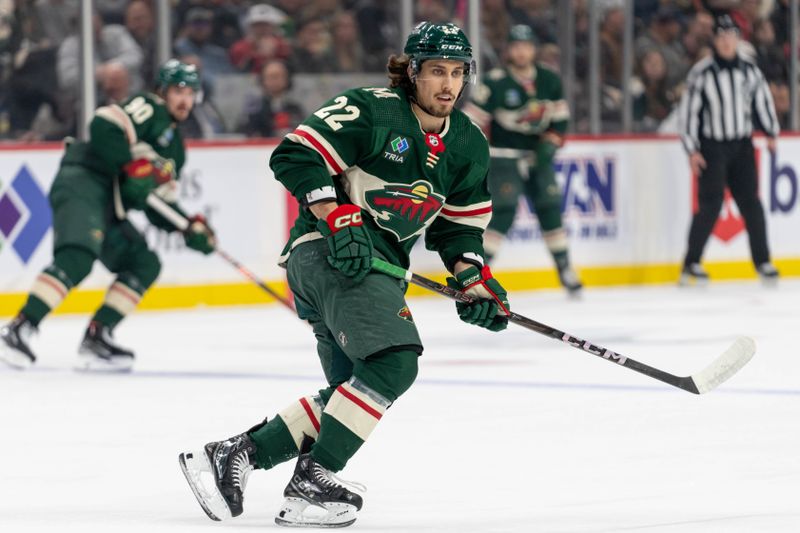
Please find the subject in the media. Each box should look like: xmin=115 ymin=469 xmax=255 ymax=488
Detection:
xmin=312 ymin=463 xmax=366 ymax=493
xmin=231 ymin=451 xmax=254 ymax=492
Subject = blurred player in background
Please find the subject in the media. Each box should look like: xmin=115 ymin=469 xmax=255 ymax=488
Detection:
xmin=179 ymin=21 xmax=510 ymax=528
xmin=465 ymin=24 xmax=582 ymax=295
xmin=0 ymin=59 xmax=216 ymax=372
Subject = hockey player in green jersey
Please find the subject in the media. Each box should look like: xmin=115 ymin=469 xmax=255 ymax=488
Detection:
xmin=179 ymin=22 xmax=510 ymax=528
xmin=0 ymin=59 xmax=216 ymax=372
xmin=464 ymin=24 xmax=583 ymax=294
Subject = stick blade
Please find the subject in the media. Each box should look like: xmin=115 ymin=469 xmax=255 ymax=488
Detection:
xmin=690 ymin=336 xmax=756 ymax=394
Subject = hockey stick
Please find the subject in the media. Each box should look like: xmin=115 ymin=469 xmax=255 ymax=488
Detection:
xmin=145 ymin=194 xmax=295 ymax=311
xmin=371 ymin=258 xmax=755 ymax=394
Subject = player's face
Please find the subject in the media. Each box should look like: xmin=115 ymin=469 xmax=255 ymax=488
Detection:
xmin=507 ymin=41 xmax=536 ymax=69
xmin=412 ymin=59 xmax=466 ymax=118
xmin=165 ymin=85 xmax=196 ymax=121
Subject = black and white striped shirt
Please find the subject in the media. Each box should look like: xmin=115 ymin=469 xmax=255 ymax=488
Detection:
xmin=679 ymin=53 xmax=779 ymax=154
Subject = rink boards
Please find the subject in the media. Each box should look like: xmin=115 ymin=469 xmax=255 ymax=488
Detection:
xmin=1 ymin=135 xmax=799 ymax=315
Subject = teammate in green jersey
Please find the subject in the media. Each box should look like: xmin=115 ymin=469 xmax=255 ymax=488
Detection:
xmin=464 ymin=24 xmax=583 ymax=295
xmin=179 ymin=22 xmax=511 ymax=528
xmin=0 ymin=59 xmax=216 ymax=372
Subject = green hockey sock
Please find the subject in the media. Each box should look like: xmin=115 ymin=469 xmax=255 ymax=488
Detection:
xmin=91 ymin=306 xmax=125 ymax=329
xmin=250 ymin=417 xmax=304 ymax=470
xmin=311 ymin=414 xmax=364 ymax=472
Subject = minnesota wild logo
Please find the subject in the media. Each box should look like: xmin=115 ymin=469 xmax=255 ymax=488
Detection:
xmin=365 ymin=180 xmax=444 ymax=241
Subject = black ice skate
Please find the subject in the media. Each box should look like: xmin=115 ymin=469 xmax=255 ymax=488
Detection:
xmin=0 ymin=314 xmax=38 ymax=369
xmin=557 ymin=264 xmax=583 ymax=296
xmin=179 ymin=433 xmax=257 ymax=521
xmin=275 ymin=453 xmax=364 ymax=528
xmin=77 ymin=321 xmax=134 ymax=372
xmin=679 ymin=263 xmax=710 ymax=287
xmin=756 ymin=263 xmax=779 ymax=286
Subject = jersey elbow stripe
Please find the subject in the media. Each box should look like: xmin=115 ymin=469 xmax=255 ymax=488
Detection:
xmin=287 ymin=125 xmax=347 ymax=175
xmin=439 ymin=202 xmax=493 ymax=229
xmin=95 ymin=105 xmax=137 ymax=145
xmin=324 ymin=381 xmax=387 ymax=442
xmin=279 ymin=395 xmax=324 ymax=449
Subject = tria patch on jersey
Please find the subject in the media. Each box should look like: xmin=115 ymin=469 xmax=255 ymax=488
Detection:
xmin=365 ymin=180 xmax=444 ymax=241
xmin=383 ymin=136 xmax=409 ymax=163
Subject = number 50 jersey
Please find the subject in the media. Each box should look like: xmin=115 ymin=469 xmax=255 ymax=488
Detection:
xmin=271 ymin=86 xmax=492 ymax=270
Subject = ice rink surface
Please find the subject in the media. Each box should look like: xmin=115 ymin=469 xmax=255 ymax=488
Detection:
xmin=1 ymin=279 xmax=799 ymax=532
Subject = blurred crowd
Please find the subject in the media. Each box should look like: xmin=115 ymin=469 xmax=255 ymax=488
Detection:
xmin=0 ymin=0 xmax=796 ymax=141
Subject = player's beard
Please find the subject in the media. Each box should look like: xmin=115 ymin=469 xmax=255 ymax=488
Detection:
xmin=416 ymin=93 xmax=455 ymax=118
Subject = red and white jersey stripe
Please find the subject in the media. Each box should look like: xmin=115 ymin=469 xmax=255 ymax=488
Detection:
xmin=439 ymin=200 xmax=493 ymax=230
xmin=286 ymin=125 xmax=349 ymax=176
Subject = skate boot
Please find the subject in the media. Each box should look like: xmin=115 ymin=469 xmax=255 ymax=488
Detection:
xmin=275 ymin=453 xmax=365 ymax=528
xmin=679 ymin=263 xmax=710 ymax=287
xmin=756 ymin=263 xmax=779 ymax=286
xmin=77 ymin=321 xmax=134 ymax=372
xmin=179 ymin=432 xmax=257 ymax=521
xmin=557 ymin=265 xmax=583 ymax=296
xmin=0 ymin=314 xmax=38 ymax=369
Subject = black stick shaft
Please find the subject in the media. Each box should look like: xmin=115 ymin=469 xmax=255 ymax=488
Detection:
xmin=371 ymin=258 xmax=698 ymax=393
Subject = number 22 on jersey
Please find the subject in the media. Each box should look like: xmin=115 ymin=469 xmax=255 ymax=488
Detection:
xmin=314 ymin=96 xmax=360 ymax=131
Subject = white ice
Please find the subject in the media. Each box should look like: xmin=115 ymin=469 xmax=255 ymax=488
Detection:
xmin=1 ymin=280 xmax=799 ymax=532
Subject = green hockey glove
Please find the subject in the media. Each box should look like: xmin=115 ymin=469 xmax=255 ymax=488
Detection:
xmin=183 ymin=214 xmax=216 ymax=255
xmin=446 ymin=265 xmax=510 ymax=332
xmin=316 ymin=204 xmax=373 ymax=283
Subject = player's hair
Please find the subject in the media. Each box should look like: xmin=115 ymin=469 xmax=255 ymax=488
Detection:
xmin=387 ymin=54 xmax=414 ymax=93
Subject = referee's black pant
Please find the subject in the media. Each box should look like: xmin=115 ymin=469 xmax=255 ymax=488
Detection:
xmin=684 ymin=138 xmax=771 ymax=267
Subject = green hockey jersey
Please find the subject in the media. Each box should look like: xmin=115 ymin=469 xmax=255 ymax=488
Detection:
xmin=60 ymin=92 xmax=186 ymax=183
xmin=270 ymin=86 xmax=492 ymax=270
xmin=465 ymin=65 xmax=569 ymax=150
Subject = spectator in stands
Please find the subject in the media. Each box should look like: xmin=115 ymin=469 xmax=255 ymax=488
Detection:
xmin=415 ymin=0 xmax=451 ymax=25
xmin=753 ymin=18 xmax=787 ymax=83
xmin=274 ymin=0 xmax=307 ymax=37
xmin=95 ymin=0 xmax=128 ymax=26
xmin=290 ymin=17 xmax=335 ymax=73
xmin=174 ymin=7 xmax=234 ymax=88
xmin=98 ymin=61 xmax=130 ymax=104
xmin=770 ymin=0 xmax=790 ymax=46
xmin=124 ymin=0 xmax=155 ymax=87
xmin=600 ymin=4 xmax=624 ymax=88
xmin=769 ymin=81 xmax=790 ymax=129
xmin=353 ymin=0 xmax=396 ymax=70
xmin=632 ymin=49 xmax=678 ymax=132
xmin=302 ymin=0 xmax=342 ymax=25
xmin=731 ymin=0 xmax=762 ymax=42
xmin=178 ymin=53 xmax=227 ymax=138
xmin=508 ymin=0 xmax=557 ymax=45
xmin=480 ymin=0 xmax=511 ymax=70
xmin=243 ymin=59 xmax=303 ymax=137
xmin=331 ymin=10 xmax=377 ymax=72
xmin=229 ymin=3 xmax=291 ymax=74
xmin=57 ymin=10 xmax=143 ymax=108
xmin=635 ymin=6 xmax=688 ymax=89
xmin=2 ymin=0 xmax=60 ymax=137
xmin=33 ymin=0 xmax=79 ymax=46
xmin=537 ymin=43 xmax=561 ymax=74
xmin=683 ymin=11 xmax=715 ymax=65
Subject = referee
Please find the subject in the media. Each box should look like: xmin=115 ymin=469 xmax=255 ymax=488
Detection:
xmin=678 ymin=14 xmax=779 ymax=285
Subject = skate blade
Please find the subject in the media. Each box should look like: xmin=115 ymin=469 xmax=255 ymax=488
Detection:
xmin=275 ymin=497 xmax=357 ymax=528
xmin=178 ymin=450 xmax=232 ymax=522
xmin=74 ymin=351 xmax=134 ymax=373
xmin=0 ymin=345 xmax=34 ymax=370
xmin=678 ymin=274 xmax=709 ymax=288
